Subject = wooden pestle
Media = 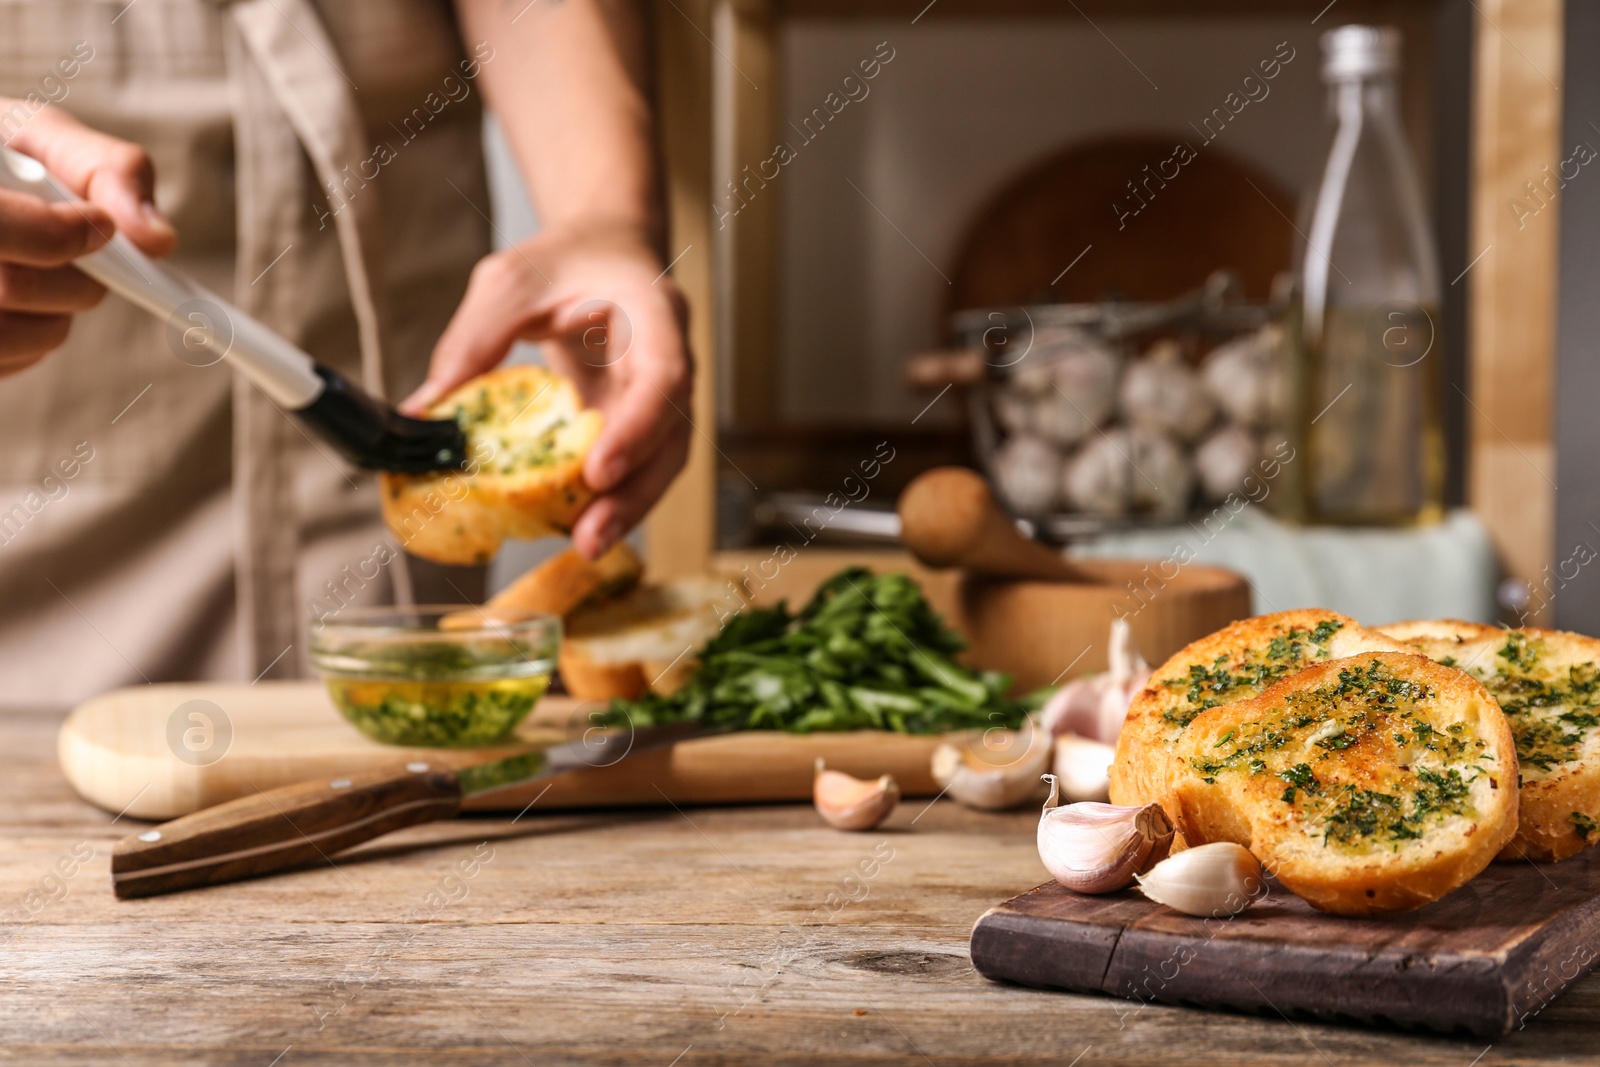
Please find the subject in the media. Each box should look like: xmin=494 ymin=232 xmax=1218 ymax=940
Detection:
xmin=897 ymin=467 xmax=1093 ymax=583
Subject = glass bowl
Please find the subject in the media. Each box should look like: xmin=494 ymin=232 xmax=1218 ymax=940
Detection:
xmin=309 ymin=606 xmax=559 ymax=747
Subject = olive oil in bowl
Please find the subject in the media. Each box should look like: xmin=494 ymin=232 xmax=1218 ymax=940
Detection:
xmin=310 ymin=607 xmax=558 ymax=748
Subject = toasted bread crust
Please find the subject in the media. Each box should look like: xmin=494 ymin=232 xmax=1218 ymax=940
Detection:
xmin=488 ymin=542 xmax=642 ymax=619
xmin=1110 ymin=610 xmax=1409 ymax=818
xmin=1383 ymin=620 xmax=1600 ymax=861
xmin=380 ymin=367 xmax=602 ymax=565
xmin=559 ymin=646 xmax=650 ymax=702
xmin=1171 ymin=652 xmax=1518 ymax=916
xmin=559 ymin=575 xmax=747 ymax=701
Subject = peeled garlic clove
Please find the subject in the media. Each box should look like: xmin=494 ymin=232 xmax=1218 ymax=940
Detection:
xmin=1052 ymin=733 xmax=1114 ymax=803
xmin=813 ymin=759 xmax=899 ymax=831
xmin=1036 ymin=776 xmax=1174 ymax=893
xmin=1135 ymin=841 xmax=1265 ymax=917
xmin=931 ymin=728 xmax=1052 ymax=811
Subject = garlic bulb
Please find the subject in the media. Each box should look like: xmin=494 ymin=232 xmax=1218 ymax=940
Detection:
xmin=1010 ymin=357 xmax=1055 ymax=397
xmin=992 ymin=388 xmax=1035 ymax=435
xmin=1135 ymin=841 xmax=1265 ymax=917
xmin=1194 ymin=424 xmax=1260 ymax=502
xmin=1062 ymin=427 xmax=1193 ymax=519
xmin=1040 ymin=616 xmax=1151 ymax=744
xmin=1119 ymin=340 xmax=1216 ymax=443
xmin=1034 ymin=347 xmax=1119 ymax=447
xmin=931 ymin=728 xmax=1052 ymax=811
xmin=1201 ymin=325 xmax=1284 ymax=429
xmin=1036 ymin=776 xmax=1174 ymax=894
xmin=1052 ymin=734 xmax=1114 ymax=803
xmin=992 ymin=434 xmax=1062 ymax=515
xmin=813 ymin=759 xmax=900 ymax=831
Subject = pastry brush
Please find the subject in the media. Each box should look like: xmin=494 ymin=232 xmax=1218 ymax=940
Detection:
xmin=0 ymin=147 xmax=466 ymax=474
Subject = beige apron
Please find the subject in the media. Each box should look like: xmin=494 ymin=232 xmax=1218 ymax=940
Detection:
xmin=0 ymin=0 xmax=491 ymax=706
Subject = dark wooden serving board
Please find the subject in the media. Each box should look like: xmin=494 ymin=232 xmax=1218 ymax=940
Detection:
xmin=970 ymin=848 xmax=1600 ymax=1036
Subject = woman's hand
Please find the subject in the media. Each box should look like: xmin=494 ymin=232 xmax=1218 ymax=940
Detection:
xmin=0 ymin=104 xmax=176 ymax=375
xmin=403 ymin=221 xmax=693 ymax=560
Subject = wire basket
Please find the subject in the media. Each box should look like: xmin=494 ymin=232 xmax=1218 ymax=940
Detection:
xmin=947 ymin=273 xmax=1290 ymax=541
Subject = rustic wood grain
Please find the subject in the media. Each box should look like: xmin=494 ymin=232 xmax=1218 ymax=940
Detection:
xmin=6 ymin=704 xmax=1600 ymax=1064
xmin=972 ymin=851 xmax=1600 ymax=1037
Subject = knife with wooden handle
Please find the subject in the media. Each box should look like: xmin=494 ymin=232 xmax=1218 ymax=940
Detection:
xmin=110 ymin=721 xmax=711 ymax=899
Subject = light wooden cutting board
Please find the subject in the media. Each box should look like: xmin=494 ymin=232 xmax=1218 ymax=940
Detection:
xmin=58 ymin=682 xmax=944 ymax=821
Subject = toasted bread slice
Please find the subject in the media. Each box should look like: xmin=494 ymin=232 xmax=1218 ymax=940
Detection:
xmin=1110 ymin=610 xmax=1410 ymax=816
xmin=1383 ymin=620 xmax=1600 ymax=861
xmin=381 ymin=366 xmax=602 ymax=565
xmin=1170 ymin=652 xmax=1518 ymax=915
xmin=439 ymin=543 xmax=643 ymax=631
xmin=560 ymin=575 xmax=749 ymax=701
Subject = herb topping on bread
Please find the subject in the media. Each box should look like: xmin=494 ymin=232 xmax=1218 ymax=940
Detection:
xmin=1110 ymin=609 xmax=1409 ymax=815
xmin=1384 ymin=619 xmax=1600 ymax=861
xmin=1170 ymin=651 xmax=1518 ymax=915
xmin=380 ymin=366 xmax=602 ymax=565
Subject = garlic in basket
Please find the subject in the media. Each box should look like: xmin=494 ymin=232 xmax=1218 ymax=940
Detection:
xmin=992 ymin=433 xmax=1062 ymax=515
xmin=1135 ymin=842 xmax=1266 ymax=917
xmin=1036 ymin=775 xmax=1174 ymax=894
xmin=1119 ymin=339 xmax=1216 ymax=443
xmin=1034 ymin=345 xmax=1118 ymax=447
xmin=1062 ymin=426 xmax=1192 ymax=519
xmin=1201 ymin=324 xmax=1284 ymax=429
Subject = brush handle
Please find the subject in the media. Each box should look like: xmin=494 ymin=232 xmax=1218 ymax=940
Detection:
xmin=110 ymin=763 xmax=464 ymax=899
xmin=0 ymin=147 xmax=324 ymax=408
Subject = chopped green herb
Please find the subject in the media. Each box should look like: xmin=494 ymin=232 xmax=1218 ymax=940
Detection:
xmin=1160 ymin=621 xmax=1345 ymax=729
xmin=1215 ymin=729 xmax=1235 ymax=748
xmin=599 ymin=569 xmax=1029 ymax=734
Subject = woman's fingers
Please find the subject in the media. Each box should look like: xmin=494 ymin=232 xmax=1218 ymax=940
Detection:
xmin=574 ymin=290 xmax=691 ymax=495
xmin=402 ymin=251 xmax=551 ymax=414
xmin=0 ymin=261 xmax=106 ymax=312
xmin=570 ymin=418 xmax=691 ymax=559
xmin=7 ymin=104 xmax=176 ymax=257
xmin=0 ymin=187 xmax=112 ymax=266
xmin=0 ymin=310 xmax=72 ymax=371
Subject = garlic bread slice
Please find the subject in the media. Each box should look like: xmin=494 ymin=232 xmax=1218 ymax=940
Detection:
xmin=381 ymin=366 xmax=602 ymax=564
xmin=1110 ymin=610 xmax=1409 ymax=816
xmin=1171 ymin=652 xmax=1517 ymax=916
xmin=1384 ymin=620 xmax=1600 ymax=861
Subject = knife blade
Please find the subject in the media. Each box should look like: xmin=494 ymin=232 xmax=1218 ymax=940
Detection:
xmin=110 ymin=720 xmax=713 ymax=899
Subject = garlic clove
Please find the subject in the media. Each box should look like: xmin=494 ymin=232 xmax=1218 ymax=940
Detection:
xmin=812 ymin=759 xmax=899 ymax=831
xmin=931 ymin=728 xmax=1052 ymax=811
xmin=1036 ymin=776 xmax=1175 ymax=894
xmin=1038 ymin=675 xmax=1106 ymax=740
xmin=1096 ymin=672 xmax=1148 ymax=745
xmin=1052 ymin=733 xmax=1114 ymax=803
xmin=1135 ymin=841 xmax=1265 ymax=917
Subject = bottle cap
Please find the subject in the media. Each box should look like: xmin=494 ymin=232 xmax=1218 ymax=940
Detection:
xmin=1321 ymin=24 xmax=1400 ymax=80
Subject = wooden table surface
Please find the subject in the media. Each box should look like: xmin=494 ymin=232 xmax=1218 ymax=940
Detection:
xmin=5 ymin=706 xmax=1600 ymax=1066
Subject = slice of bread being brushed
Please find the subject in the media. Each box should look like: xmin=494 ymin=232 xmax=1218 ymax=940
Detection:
xmin=1171 ymin=652 xmax=1518 ymax=916
xmin=1384 ymin=620 xmax=1600 ymax=862
xmin=381 ymin=366 xmax=602 ymax=565
xmin=1110 ymin=610 xmax=1410 ymax=817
